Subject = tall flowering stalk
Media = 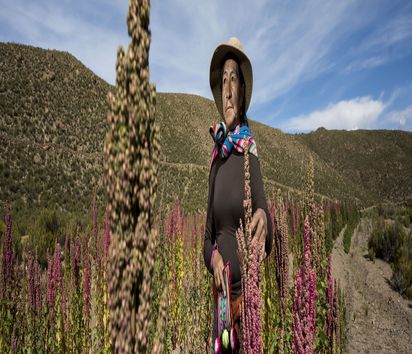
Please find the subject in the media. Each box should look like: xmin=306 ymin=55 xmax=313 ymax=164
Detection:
xmin=165 ymin=196 xmax=182 ymax=240
xmin=70 ymin=230 xmax=81 ymax=288
xmin=2 ymin=205 xmax=13 ymax=295
xmin=236 ymin=145 xmax=264 ymax=354
xmin=271 ymin=193 xmax=290 ymax=353
xmin=304 ymin=155 xmax=321 ymax=273
xmin=27 ymin=252 xmax=42 ymax=312
xmin=292 ymin=216 xmax=318 ymax=354
xmin=53 ymin=241 xmax=61 ymax=289
xmin=263 ymin=198 xmax=276 ymax=353
xmin=164 ymin=199 xmax=184 ymax=350
xmin=333 ymin=279 xmax=341 ymax=353
xmin=325 ymin=255 xmax=334 ymax=350
xmin=291 ymin=202 xmax=300 ymax=238
xmin=25 ymin=251 xmax=43 ymax=351
xmin=105 ymin=207 xmax=110 ymax=260
xmin=314 ymin=205 xmax=327 ymax=278
xmin=304 ymin=156 xmax=315 ymax=222
xmin=46 ymin=250 xmax=55 ymax=320
xmin=84 ymin=247 xmax=90 ymax=324
xmin=274 ymin=196 xmax=290 ymax=317
xmin=104 ymin=0 xmax=166 ymax=352
xmin=91 ymin=193 xmax=97 ymax=259
xmin=0 ymin=208 xmax=14 ymax=350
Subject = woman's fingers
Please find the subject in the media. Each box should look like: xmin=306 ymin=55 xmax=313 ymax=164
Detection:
xmin=213 ymin=253 xmax=226 ymax=296
xmin=249 ymin=219 xmax=256 ymax=235
xmin=213 ymin=259 xmax=227 ymax=297
xmin=255 ymin=218 xmax=264 ymax=241
xmin=215 ymin=268 xmax=226 ymax=297
xmin=254 ymin=219 xmax=265 ymax=247
xmin=249 ymin=212 xmax=259 ymax=235
xmin=250 ymin=209 xmax=267 ymax=240
xmin=219 ymin=271 xmax=226 ymax=297
xmin=214 ymin=272 xmax=220 ymax=289
xmin=251 ymin=218 xmax=266 ymax=259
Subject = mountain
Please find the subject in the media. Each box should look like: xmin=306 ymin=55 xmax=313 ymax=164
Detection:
xmin=294 ymin=128 xmax=412 ymax=204
xmin=1 ymin=43 xmax=410 ymax=220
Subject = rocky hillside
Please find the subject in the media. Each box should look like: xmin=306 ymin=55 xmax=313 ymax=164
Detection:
xmin=1 ymin=43 xmax=410 ymax=220
xmin=294 ymin=128 xmax=412 ymax=203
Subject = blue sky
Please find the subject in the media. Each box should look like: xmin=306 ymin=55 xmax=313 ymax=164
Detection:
xmin=1 ymin=0 xmax=411 ymax=132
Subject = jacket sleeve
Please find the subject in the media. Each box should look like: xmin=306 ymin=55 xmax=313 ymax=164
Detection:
xmin=203 ymin=164 xmax=216 ymax=275
xmin=250 ymin=154 xmax=273 ymax=258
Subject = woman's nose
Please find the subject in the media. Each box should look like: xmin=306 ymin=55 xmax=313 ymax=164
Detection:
xmin=225 ymin=82 xmax=232 ymax=99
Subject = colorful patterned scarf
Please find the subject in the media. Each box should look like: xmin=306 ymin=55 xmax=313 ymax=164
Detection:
xmin=209 ymin=122 xmax=258 ymax=169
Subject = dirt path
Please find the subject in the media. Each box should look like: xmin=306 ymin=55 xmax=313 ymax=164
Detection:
xmin=331 ymin=218 xmax=412 ymax=354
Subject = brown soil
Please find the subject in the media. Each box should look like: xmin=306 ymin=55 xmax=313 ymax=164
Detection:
xmin=331 ymin=218 xmax=412 ymax=354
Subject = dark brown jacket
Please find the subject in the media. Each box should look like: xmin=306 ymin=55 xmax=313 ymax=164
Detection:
xmin=203 ymin=150 xmax=273 ymax=299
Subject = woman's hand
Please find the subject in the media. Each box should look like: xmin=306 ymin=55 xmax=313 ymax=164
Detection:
xmin=212 ymin=250 xmax=226 ymax=297
xmin=250 ymin=208 xmax=267 ymax=258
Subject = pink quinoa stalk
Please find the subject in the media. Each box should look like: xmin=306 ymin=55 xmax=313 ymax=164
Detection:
xmin=53 ymin=241 xmax=61 ymax=288
xmin=34 ymin=251 xmax=42 ymax=311
xmin=105 ymin=206 xmax=111 ymax=259
xmin=3 ymin=205 xmax=13 ymax=292
xmin=84 ymin=257 xmax=90 ymax=322
xmin=82 ymin=233 xmax=91 ymax=321
xmin=292 ymin=216 xmax=318 ymax=354
xmin=334 ymin=279 xmax=341 ymax=352
xmin=180 ymin=209 xmax=186 ymax=242
xmin=98 ymin=226 xmax=104 ymax=271
xmin=47 ymin=249 xmax=55 ymax=319
xmin=70 ymin=229 xmax=82 ymax=289
xmin=92 ymin=194 xmax=98 ymax=242
xmin=166 ymin=198 xmax=179 ymax=240
xmin=70 ymin=240 xmax=77 ymax=287
xmin=235 ymin=143 xmax=264 ymax=354
xmin=326 ymin=255 xmax=334 ymax=349
xmin=61 ymin=283 xmax=69 ymax=332
xmin=274 ymin=196 xmax=289 ymax=319
xmin=27 ymin=253 xmax=36 ymax=310
xmin=27 ymin=252 xmax=42 ymax=312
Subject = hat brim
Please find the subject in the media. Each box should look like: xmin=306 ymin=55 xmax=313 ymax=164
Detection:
xmin=209 ymin=43 xmax=253 ymax=120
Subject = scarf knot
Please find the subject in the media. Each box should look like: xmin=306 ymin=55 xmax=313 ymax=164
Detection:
xmin=209 ymin=122 xmax=258 ymax=168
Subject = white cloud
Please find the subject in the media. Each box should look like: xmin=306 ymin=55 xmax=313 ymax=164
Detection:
xmin=0 ymin=0 xmax=129 ymax=84
xmin=281 ymin=96 xmax=386 ymax=132
xmin=385 ymin=106 xmax=412 ymax=130
xmin=343 ymin=7 xmax=412 ymax=72
xmin=150 ymin=0 xmax=412 ymax=108
xmin=345 ymin=56 xmax=386 ymax=73
xmin=150 ymin=0 xmax=358 ymax=105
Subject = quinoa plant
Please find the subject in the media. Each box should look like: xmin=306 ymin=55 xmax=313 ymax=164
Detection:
xmin=103 ymin=0 xmax=166 ymax=352
xmin=292 ymin=217 xmax=318 ymax=354
xmin=236 ymin=146 xmax=264 ymax=353
xmin=0 ymin=205 xmax=15 ymax=353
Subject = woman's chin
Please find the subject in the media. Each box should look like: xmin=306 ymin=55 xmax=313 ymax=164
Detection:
xmin=224 ymin=115 xmax=237 ymax=130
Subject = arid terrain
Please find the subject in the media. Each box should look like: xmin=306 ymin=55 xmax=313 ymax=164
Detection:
xmin=332 ymin=219 xmax=412 ymax=353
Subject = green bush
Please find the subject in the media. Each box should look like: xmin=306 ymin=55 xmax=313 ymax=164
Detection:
xmin=368 ymin=216 xmax=412 ymax=299
xmin=28 ymin=208 xmax=66 ymax=267
xmin=392 ymin=229 xmax=412 ymax=298
xmin=343 ymin=206 xmax=360 ymax=254
xmin=368 ymin=218 xmax=401 ymax=263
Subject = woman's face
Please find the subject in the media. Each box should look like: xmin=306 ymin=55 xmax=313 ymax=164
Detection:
xmin=222 ymin=58 xmax=244 ymax=130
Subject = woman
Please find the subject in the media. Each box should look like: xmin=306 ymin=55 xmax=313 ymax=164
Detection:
xmin=204 ymin=37 xmax=273 ymax=351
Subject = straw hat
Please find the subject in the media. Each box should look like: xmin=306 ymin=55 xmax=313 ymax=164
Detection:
xmin=209 ymin=37 xmax=253 ymax=119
